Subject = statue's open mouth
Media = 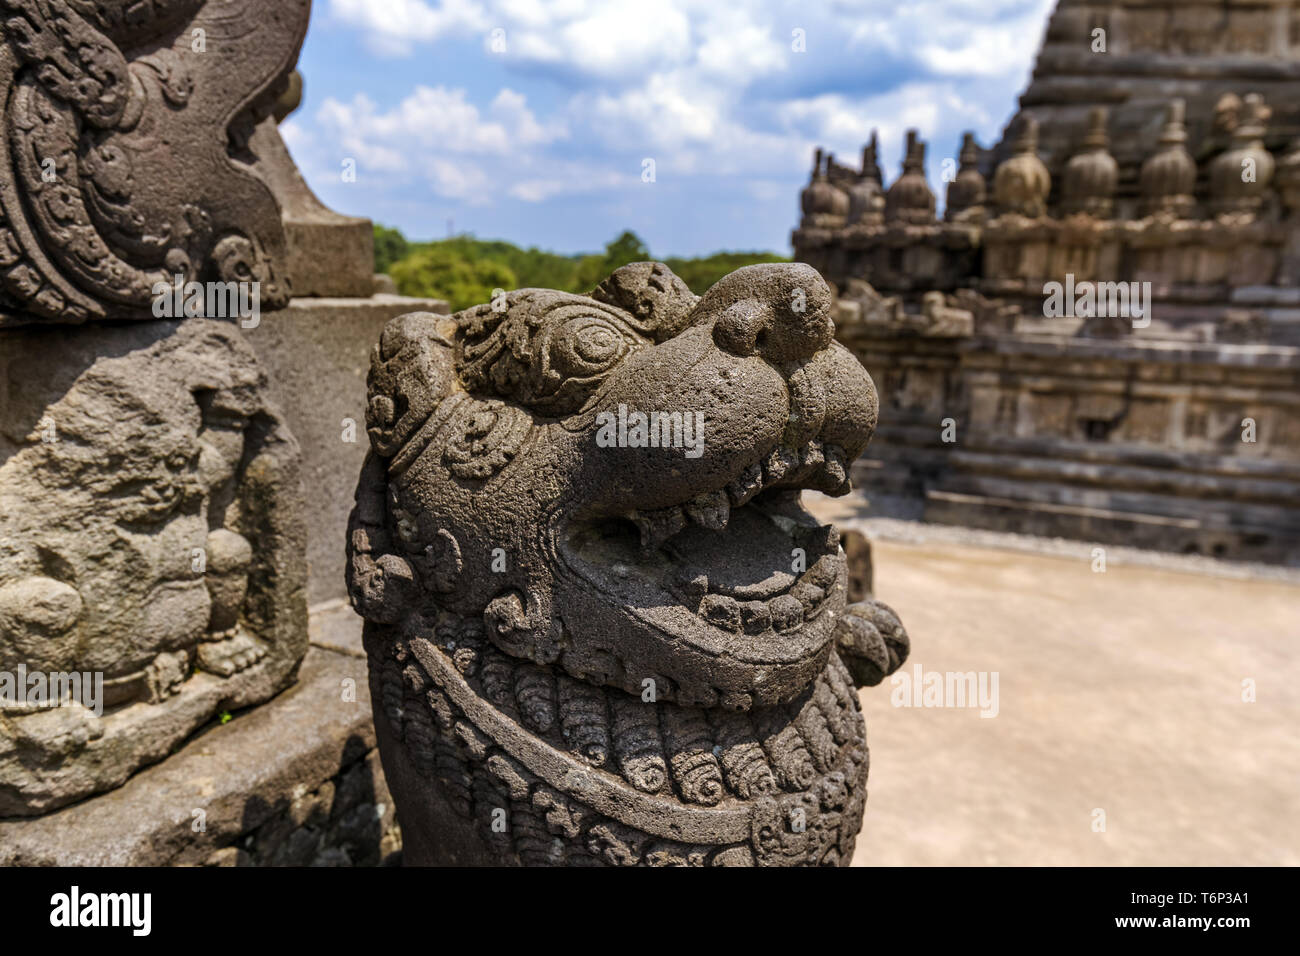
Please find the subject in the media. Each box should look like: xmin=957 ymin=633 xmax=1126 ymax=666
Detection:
xmin=552 ymin=437 xmax=848 ymax=706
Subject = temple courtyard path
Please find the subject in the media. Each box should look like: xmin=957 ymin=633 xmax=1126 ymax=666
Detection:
xmin=806 ymin=495 xmax=1300 ymax=866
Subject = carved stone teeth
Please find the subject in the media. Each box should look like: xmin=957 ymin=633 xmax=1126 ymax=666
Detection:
xmin=801 ymin=439 xmax=825 ymax=472
xmin=740 ymin=600 xmax=771 ymax=634
xmin=790 ymin=581 xmax=826 ymax=618
xmin=768 ymin=593 xmax=804 ymax=632
xmin=806 ymin=554 xmax=839 ymax=591
xmin=629 ymin=506 xmax=686 ymax=550
xmin=700 ymin=593 xmax=742 ymax=632
xmin=674 ymin=565 xmax=709 ymax=604
xmin=685 ymin=489 xmax=730 ymax=531
xmin=726 ymin=461 xmax=764 ymax=507
xmin=762 ymin=445 xmax=800 ymax=485
xmin=821 ymin=443 xmax=849 ymax=492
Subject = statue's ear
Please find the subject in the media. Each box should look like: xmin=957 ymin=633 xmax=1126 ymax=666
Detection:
xmin=346 ymin=453 xmax=418 ymax=624
xmin=590 ymin=262 xmax=699 ymax=342
xmin=365 ymin=312 xmax=459 ymax=458
xmin=834 ymin=599 xmax=909 ymax=688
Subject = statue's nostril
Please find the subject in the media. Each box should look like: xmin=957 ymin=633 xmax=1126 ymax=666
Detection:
xmin=713 ymin=300 xmax=834 ymax=362
xmin=762 ymin=311 xmax=833 ymax=363
xmin=712 ymin=301 xmax=764 ymax=356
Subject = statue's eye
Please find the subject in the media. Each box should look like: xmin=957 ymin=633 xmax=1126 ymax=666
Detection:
xmin=547 ymin=315 xmax=634 ymax=380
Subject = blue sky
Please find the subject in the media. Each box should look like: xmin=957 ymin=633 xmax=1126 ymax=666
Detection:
xmin=285 ymin=0 xmax=1056 ymax=257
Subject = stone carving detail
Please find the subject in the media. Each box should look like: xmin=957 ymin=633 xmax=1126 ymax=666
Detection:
xmin=1062 ymin=108 xmax=1118 ymax=219
xmin=848 ymin=131 xmax=886 ymax=227
xmin=0 ymin=320 xmax=307 ymax=815
xmin=945 ymin=132 xmax=987 ymax=223
xmin=347 ymin=262 xmax=909 ymax=865
xmin=993 ymin=117 xmax=1051 ymax=219
xmin=1209 ymin=93 xmax=1276 ymax=217
xmin=800 ymin=148 xmax=850 ymax=230
xmin=797 ymin=88 xmax=1299 ymax=325
xmin=0 ymin=0 xmax=311 ymax=324
xmin=886 ymin=130 xmax=935 ymax=224
xmin=1140 ymin=100 xmax=1197 ymax=219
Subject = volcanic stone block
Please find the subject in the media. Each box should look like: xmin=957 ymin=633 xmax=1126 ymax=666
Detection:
xmin=346 ymin=261 xmax=910 ymax=866
xmin=0 ymin=319 xmax=307 ymax=815
xmin=250 ymin=294 xmax=450 ymax=607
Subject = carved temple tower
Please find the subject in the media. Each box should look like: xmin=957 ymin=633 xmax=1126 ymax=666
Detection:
xmin=793 ymin=0 xmax=1300 ymax=564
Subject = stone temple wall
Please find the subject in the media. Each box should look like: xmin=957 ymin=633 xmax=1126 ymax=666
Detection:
xmin=844 ymin=331 xmax=1300 ymax=563
xmin=996 ymin=0 xmax=1300 ymax=192
xmin=0 ymin=0 xmax=439 ymax=862
xmin=793 ymin=0 xmax=1300 ymax=563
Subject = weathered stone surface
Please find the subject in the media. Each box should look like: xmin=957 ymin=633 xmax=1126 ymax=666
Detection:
xmin=0 ymin=319 xmax=307 ymax=814
xmin=794 ymin=0 xmax=1300 ymax=562
xmin=250 ymin=295 xmax=450 ymax=606
xmin=0 ymin=0 xmax=313 ymax=325
xmin=848 ymin=333 xmax=1300 ymax=563
xmin=347 ymin=262 xmax=909 ymax=865
xmin=0 ymin=606 xmax=394 ymax=866
xmin=997 ymin=0 xmax=1300 ymax=187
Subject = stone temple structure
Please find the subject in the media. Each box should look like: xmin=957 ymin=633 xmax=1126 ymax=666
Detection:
xmin=347 ymin=262 xmax=910 ymax=865
xmin=795 ymin=0 xmax=1300 ymax=564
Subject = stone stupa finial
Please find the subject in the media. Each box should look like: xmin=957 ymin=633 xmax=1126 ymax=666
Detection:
xmin=1140 ymin=99 xmax=1197 ymax=218
xmin=1062 ymin=107 xmax=1119 ymax=218
xmin=993 ymin=116 xmax=1052 ymax=218
xmin=885 ymin=130 xmax=936 ymax=223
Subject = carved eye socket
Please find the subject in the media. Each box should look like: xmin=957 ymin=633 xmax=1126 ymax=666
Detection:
xmin=547 ymin=315 xmax=633 ymax=379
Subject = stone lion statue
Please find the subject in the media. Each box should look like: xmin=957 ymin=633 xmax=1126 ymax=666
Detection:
xmin=347 ymin=261 xmax=909 ymax=866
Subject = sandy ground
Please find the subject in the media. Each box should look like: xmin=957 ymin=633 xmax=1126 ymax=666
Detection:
xmin=806 ymin=495 xmax=1300 ymax=867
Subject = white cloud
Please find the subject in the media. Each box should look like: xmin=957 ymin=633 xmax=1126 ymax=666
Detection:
xmin=305 ymin=0 xmax=1059 ymax=229
xmin=309 ymin=86 xmax=564 ymax=200
xmin=508 ymin=166 xmax=627 ymax=202
xmin=510 ymin=3 xmax=694 ymax=78
xmin=315 ymin=85 xmax=560 ymax=161
xmin=423 ymin=157 xmax=494 ymax=202
xmin=326 ymin=0 xmax=489 ymax=56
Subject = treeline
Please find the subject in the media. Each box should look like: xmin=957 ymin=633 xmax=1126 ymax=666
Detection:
xmin=374 ymin=225 xmax=789 ymax=313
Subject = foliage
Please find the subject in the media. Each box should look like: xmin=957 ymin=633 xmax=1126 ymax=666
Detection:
xmin=572 ymin=230 xmax=652 ymax=291
xmin=375 ymin=226 xmax=790 ymax=311
xmin=389 ymin=245 xmax=518 ymax=313
xmin=372 ymin=225 xmax=410 ymax=274
xmin=664 ymin=251 xmax=791 ymax=294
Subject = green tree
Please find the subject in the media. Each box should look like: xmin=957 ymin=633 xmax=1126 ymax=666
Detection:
xmin=664 ymin=251 xmax=791 ymax=294
xmin=373 ymin=224 xmax=410 ymax=273
xmin=378 ymin=227 xmax=790 ymax=305
xmin=437 ymin=237 xmax=582 ymax=291
xmin=573 ymin=230 xmax=652 ymax=290
xmin=389 ymin=245 xmax=518 ymax=312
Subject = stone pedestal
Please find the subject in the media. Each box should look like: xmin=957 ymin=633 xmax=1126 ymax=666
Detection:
xmin=250 ymin=295 xmax=449 ymax=607
xmin=251 ymin=119 xmax=379 ymax=299
xmin=0 ymin=605 xmax=397 ymax=866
